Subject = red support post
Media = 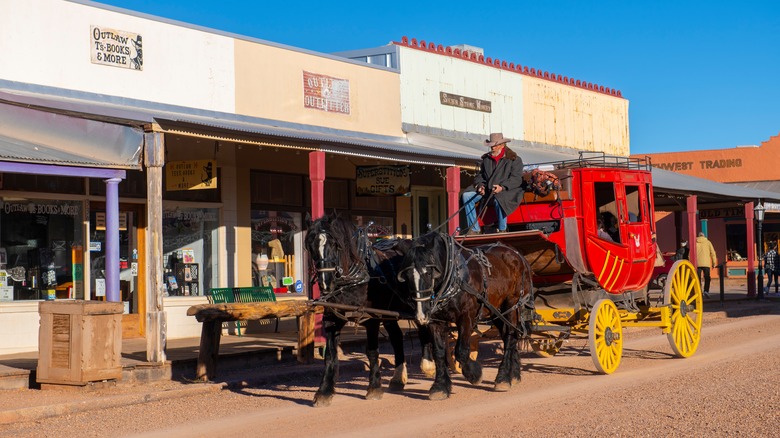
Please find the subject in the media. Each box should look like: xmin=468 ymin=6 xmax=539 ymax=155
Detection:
xmin=446 ymin=166 xmax=460 ymax=236
xmin=309 ymin=151 xmax=326 ymax=343
xmin=687 ymin=195 xmax=698 ymax=268
xmin=746 ymin=202 xmax=756 ymax=297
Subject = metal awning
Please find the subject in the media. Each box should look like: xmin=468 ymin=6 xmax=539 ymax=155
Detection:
xmin=0 ymin=98 xmax=143 ymax=170
xmin=2 ymin=79 xmax=778 ymax=205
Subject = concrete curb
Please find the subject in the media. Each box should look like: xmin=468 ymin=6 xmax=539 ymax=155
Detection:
xmin=0 ymin=360 xmax=368 ymax=425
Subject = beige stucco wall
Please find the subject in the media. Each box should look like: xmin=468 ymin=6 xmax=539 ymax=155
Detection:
xmin=522 ymin=77 xmax=629 ymax=155
xmin=234 ymin=40 xmax=402 ymax=137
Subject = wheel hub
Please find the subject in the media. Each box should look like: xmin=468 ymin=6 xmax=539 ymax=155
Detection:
xmin=604 ymin=327 xmax=614 ymax=346
xmin=679 ymin=300 xmax=690 ymax=317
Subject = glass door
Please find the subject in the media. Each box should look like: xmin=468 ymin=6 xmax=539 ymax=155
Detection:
xmin=88 ymin=203 xmax=145 ymax=337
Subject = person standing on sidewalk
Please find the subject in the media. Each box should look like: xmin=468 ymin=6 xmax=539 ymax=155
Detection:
xmin=763 ymin=242 xmax=778 ymax=295
xmin=696 ymin=232 xmax=717 ymax=299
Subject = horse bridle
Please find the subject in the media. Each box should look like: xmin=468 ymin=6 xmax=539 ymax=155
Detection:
xmin=313 ymin=228 xmax=371 ymax=300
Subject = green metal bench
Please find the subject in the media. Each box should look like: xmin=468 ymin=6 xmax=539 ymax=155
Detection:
xmin=207 ymin=286 xmax=278 ymax=335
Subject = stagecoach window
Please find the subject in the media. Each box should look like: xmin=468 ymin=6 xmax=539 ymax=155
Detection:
xmin=625 ymin=185 xmax=641 ymax=222
xmin=594 ymin=182 xmax=621 ymax=243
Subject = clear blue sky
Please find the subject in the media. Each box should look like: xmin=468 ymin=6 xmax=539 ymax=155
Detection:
xmin=95 ymin=0 xmax=780 ymax=155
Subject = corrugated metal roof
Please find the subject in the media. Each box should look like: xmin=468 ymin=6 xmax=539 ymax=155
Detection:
xmin=2 ymin=79 xmax=778 ymax=204
xmin=0 ymin=100 xmax=143 ymax=169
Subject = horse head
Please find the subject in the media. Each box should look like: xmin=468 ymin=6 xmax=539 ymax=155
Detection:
xmin=305 ymin=212 xmax=369 ymax=300
xmin=397 ymin=232 xmax=447 ymax=325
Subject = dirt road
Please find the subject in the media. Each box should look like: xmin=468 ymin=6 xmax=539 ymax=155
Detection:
xmin=3 ymin=301 xmax=779 ymax=437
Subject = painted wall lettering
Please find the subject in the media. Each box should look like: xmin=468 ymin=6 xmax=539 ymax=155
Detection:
xmin=654 ymin=158 xmax=742 ymax=172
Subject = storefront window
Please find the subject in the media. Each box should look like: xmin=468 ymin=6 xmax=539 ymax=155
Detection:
xmin=0 ymin=198 xmax=83 ymax=301
xmin=162 ymin=207 xmax=219 ymax=296
xmin=251 ymin=210 xmax=303 ymax=294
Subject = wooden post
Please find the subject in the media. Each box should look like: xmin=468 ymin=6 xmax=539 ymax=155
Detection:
xmin=297 ymin=310 xmax=316 ymax=364
xmin=195 ymin=320 xmax=222 ymax=382
xmin=145 ymin=130 xmax=167 ymax=364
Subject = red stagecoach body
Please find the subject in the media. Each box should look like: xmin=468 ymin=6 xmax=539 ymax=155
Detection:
xmin=468 ymin=154 xmax=657 ymax=294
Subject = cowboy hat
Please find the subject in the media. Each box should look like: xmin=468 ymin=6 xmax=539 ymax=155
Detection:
xmin=485 ymin=133 xmax=511 ymax=147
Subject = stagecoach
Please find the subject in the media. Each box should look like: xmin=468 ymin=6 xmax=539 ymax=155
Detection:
xmin=461 ymin=153 xmax=702 ymax=374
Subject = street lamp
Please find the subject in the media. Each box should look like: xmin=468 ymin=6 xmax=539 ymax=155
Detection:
xmin=755 ymin=201 xmax=766 ymax=300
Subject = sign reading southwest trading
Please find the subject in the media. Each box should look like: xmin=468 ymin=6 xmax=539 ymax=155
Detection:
xmin=356 ymin=165 xmax=410 ymax=196
xmin=303 ymin=71 xmax=350 ymax=114
xmin=165 ymin=160 xmax=217 ymax=191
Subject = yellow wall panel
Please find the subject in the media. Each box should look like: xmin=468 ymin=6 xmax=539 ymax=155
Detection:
xmin=522 ymin=77 xmax=629 ymax=155
xmin=234 ymin=40 xmax=402 ymax=137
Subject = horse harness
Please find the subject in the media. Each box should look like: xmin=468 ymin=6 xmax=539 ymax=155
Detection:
xmin=313 ymin=228 xmax=411 ymax=323
xmin=427 ymin=235 xmax=532 ymax=337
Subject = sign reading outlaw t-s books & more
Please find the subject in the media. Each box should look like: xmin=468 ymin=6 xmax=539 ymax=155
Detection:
xmin=166 ymin=160 xmax=217 ymax=191
xmin=356 ymin=166 xmax=410 ymax=196
xmin=90 ymin=26 xmax=143 ymax=70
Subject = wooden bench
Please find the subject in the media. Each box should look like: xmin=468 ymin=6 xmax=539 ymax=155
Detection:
xmin=207 ymin=287 xmax=277 ymax=336
xmin=187 ymin=301 xmax=323 ymax=381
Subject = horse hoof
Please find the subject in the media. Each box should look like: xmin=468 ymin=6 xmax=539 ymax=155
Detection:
xmin=511 ymin=376 xmax=521 ymax=385
xmin=494 ymin=381 xmax=511 ymax=392
xmin=388 ymin=380 xmax=405 ymax=392
xmin=313 ymin=393 xmax=333 ymax=407
xmin=429 ymin=390 xmax=450 ymax=401
xmin=365 ymin=387 xmax=384 ymax=400
xmin=420 ymin=359 xmax=436 ymax=378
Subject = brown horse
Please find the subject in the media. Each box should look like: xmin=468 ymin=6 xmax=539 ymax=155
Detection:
xmin=397 ymin=231 xmax=534 ymax=400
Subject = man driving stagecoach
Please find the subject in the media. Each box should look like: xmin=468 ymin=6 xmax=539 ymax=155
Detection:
xmin=462 ymin=133 xmax=525 ymax=234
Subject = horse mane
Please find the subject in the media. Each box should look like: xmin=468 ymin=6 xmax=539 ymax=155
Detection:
xmin=406 ymin=231 xmax=446 ymax=272
xmin=322 ymin=212 xmax=362 ymax=266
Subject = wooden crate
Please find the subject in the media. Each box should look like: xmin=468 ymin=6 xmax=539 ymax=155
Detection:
xmin=37 ymin=300 xmax=123 ymax=386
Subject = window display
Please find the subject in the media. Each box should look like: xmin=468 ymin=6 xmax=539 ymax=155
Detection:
xmin=0 ymin=198 xmax=83 ymax=300
xmin=251 ymin=210 xmax=303 ymax=294
xmin=162 ymin=207 xmax=219 ymax=296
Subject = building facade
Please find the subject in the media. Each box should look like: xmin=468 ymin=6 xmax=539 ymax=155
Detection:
xmin=0 ymin=1 xmax=637 ymax=357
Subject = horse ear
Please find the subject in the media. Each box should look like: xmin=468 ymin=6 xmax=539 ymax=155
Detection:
xmin=304 ymin=212 xmax=313 ymax=229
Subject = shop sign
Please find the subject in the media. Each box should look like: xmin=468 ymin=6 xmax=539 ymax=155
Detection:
xmin=90 ymin=26 xmax=143 ymax=70
xmin=95 ymin=212 xmax=128 ymax=231
xmin=440 ymin=92 xmax=492 ymax=113
xmin=165 ymin=160 xmax=217 ymax=191
xmin=303 ymin=71 xmax=350 ymax=114
xmin=356 ymin=165 xmax=410 ymax=196
xmin=699 ymin=207 xmax=744 ymax=219
xmin=765 ymin=202 xmax=780 ymax=213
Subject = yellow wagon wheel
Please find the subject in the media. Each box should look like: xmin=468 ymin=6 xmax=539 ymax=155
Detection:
xmin=589 ymin=299 xmax=623 ymax=374
xmin=663 ymin=260 xmax=703 ymax=357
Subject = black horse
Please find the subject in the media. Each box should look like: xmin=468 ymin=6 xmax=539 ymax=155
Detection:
xmin=397 ymin=231 xmax=534 ymax=400
xmin=305 ymin=212 xmax=430 ymax=407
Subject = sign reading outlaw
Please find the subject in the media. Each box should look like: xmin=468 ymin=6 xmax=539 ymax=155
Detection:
xmin=356 ymin=165 xmax=410 ymax=196
xmin=303 ymin=71 xmax=350 ymax=114
xmin=90 ymin=26 xmax=143 ymax=70
xmin=166 ymin=160 xmax=217 ymax=191
xmin=440 ymin=92 xmax=492 ymax=113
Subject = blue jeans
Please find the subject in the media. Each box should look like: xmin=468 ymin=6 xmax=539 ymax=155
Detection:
xmin=462 ymin=191 xmax=507 ymax=232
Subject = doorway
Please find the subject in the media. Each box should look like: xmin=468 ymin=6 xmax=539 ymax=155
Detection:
xmin=88 ymin=203 xmax=145 ymax=339
xmin=412 ymin=187 xmax=446 ymax=237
